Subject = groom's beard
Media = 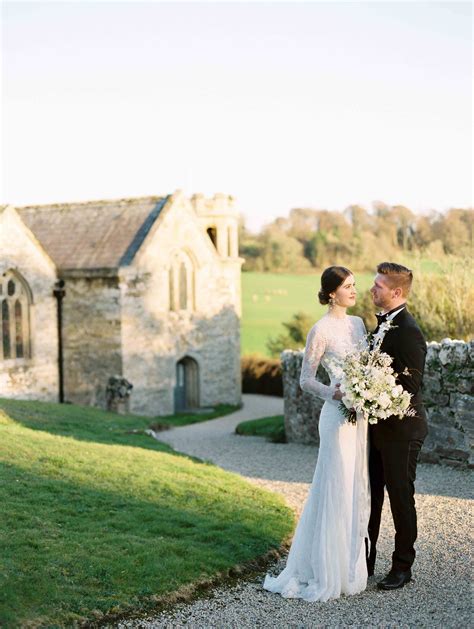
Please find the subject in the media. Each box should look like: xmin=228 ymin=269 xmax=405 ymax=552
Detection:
xmin=371 ymin=295 xmax=388 ymax=310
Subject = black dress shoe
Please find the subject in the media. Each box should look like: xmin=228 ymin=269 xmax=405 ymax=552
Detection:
xmin=377 ymin=569 xmax=411 ymax=590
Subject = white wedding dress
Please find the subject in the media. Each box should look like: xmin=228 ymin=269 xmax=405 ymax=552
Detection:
xmin=264 ymin=313 xmax=370 ymax=602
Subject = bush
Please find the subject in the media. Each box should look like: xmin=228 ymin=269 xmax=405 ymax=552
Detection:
xmin=350 ymin=261 xmax=473 ymax=341
xmin=266 ymin=311 xmax=313 ymax=357
xmin=409 ymin=264 xmax=473 ymax=341
xmin=241 ymin=355 xmax=283 ymax=397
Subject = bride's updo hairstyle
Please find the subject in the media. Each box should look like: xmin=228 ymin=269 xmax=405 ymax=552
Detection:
xmin=318 ymin=266 xmax=353 ymax=305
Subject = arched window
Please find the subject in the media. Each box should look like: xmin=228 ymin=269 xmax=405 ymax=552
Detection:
xmin=0 ymin=271 xmax=32 ymax=361
xmin=168 ymin=252 xmax=195 ymax=312
xmin=179 ymin=262 xmax=187 ymax=310
xmin=2 ymin=300 xmax=10 ymax=359
xmin=15 ymin=301 xmax=24 ymax=358
xmin=169 ymin=267 xmax=176 ymax=312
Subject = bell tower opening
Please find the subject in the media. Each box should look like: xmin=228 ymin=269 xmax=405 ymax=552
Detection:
xmin=207 ymin=227 xmax=217 ymax=249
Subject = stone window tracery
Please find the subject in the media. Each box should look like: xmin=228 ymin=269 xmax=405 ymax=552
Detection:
xmin=168 ymin=252 xmax=195 ymax=312
xmin=0 ymin=271 xmax=32 ymax=361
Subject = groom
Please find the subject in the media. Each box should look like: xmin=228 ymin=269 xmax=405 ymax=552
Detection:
xmin=367 ymin=262 xmax=428 ymax=590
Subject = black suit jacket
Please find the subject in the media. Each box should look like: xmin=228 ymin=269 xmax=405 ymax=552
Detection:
xmin=370 ymin=308 xmax=428 ymax=444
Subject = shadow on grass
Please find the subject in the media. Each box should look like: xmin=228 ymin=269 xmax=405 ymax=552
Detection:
xmin=0 ymin=399 xmax=240 ymax=457
xmin=0 ymin=461 xmax=289 ymax=628
xmin=0 ymin=398 xmax=177 ymax=454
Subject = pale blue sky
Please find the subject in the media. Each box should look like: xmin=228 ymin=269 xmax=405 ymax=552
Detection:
xmin=2 ymin=1 xmax=472 ymax=231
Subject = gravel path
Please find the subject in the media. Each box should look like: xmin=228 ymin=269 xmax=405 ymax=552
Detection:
xmin=120 ymin=395 xmax=472 ymax=628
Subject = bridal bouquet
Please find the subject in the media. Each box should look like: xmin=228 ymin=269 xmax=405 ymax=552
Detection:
xmin=330 ymin=322 xmax=416 ymax=425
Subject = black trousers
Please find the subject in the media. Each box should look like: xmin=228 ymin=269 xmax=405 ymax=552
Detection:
xmin=367 ymin=438 xmax=423 ymax=572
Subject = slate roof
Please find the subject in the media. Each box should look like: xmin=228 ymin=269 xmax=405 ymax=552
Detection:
xmin=17 ymin=196 xmax=169 ymax=271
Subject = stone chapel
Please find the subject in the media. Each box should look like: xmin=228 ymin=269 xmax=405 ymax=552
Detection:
xmin=0 ymin=190 xmax=243 ymax=415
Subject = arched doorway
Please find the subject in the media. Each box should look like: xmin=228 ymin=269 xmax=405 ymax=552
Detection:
xmin=174 ymin=356 xmax=200 ymax=412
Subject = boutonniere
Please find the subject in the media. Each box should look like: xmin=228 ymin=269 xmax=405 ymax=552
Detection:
xmin=368 ymin=320 xmax=397 ymax=352
xmin=378 ymin=320 xmax=395 ymax=337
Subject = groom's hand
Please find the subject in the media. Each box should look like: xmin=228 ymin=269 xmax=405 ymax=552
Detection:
xmin=332 ymin=383 xmax=344 ymax=401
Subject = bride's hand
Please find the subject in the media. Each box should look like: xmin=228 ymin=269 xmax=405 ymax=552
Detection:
xmin=332 ymin=384 xmax=344 ymax=401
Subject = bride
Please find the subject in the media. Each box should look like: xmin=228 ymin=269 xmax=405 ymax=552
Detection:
xmin=263 ymin=266 xmax=370 ymax=602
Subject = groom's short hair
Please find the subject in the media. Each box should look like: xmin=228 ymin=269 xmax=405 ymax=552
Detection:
xmin=377 ymin=262 xmax=413 ymax=296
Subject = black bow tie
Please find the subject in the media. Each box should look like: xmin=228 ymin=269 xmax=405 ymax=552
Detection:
xmin=375 ymin=304 xmax=406 ymax=325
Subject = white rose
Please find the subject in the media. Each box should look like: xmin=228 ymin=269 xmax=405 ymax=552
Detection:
xmin=378 ymin=392 xmax=391 ymax=409
xmin=342 ymin=395 xmax=353 ymax=409
xmin=400 ymin=394 xmax=410 ymax=410
xmin=386 ymin=375 xmax=396 ymax=387
xmin=391 ymin=385 xmax=403 ymax=398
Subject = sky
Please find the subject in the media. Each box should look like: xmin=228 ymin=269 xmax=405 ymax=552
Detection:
xmin=1 ymin=1 xmax=472 ymax=232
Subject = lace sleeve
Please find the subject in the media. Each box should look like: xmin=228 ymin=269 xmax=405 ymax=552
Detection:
xmin=299 ymin=324 xmax=335 ymax=401
xmin=359 ymin=317 xmax=368 ymax=339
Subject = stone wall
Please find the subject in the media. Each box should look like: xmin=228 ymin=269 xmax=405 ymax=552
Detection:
xmin=61 ymin=274 xmax=123 ymax=409
xmin=282 ymin=351 xmax=327 ymax=447
xmin=1 ymin=194 xmax=243 ymax=418
xmin=0 ymin=206 xmax=59 ymax=402
xmin=422 ymin=340 xmax=473 ymax=467
xmin=120 ymin=194 xmax=242 ymax=417
xmin=282 ymin=339 xmax=473 ymax=467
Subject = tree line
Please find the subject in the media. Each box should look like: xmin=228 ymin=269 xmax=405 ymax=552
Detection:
xmin=239 ymin=204 xmax=473 ymax=272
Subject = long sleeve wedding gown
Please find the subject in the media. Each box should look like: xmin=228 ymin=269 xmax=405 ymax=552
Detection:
xmin=264 ymin=313 xmax=370 ymax=602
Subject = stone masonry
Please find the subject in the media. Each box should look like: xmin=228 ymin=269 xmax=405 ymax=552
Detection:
xmin=1 ymin=191 xmax=243 ymax=416
xmin=282 ymin=339 xmax=473 ymax=467
xmin=0 ymin=206 xmax=59 ymax=402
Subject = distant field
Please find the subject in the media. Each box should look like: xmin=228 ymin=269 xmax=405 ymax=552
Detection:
xmin=241 ymin=272 xmax=374 ymax=356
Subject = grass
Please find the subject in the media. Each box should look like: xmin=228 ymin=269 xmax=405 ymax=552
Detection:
xmin=235 ymin=415 xmax=286 ymax=443
xmin=154 ymin=404 xmax=239 ymax=429
xmin=0 ymin=399 xmax=293 ymax=627
xmin=241 ymin=259 xmax=451 ymax=356
xmin=241 ymin=272 xmax=374 ymax=356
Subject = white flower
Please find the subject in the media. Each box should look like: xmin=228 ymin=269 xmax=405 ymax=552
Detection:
xmin=378 ymin=392 xmax=391 ymax=409
xmin=342 ymin=395 xmax=353 ymax=409
xmin=330 ymin=325 xmax=413 ymax=426
xmin=385 ymin=375 xmax=397 ymax=387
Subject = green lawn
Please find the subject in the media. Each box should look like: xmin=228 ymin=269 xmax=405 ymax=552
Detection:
xmin=0 ymin=399 xmax=293 ymax=627
xmin=241 ymin=272 xmax=374 ymax=356
xmin=154 ymin=404 xmax=239 ymax=428
xmin=235 ymin=415 xmax=286 ymax=443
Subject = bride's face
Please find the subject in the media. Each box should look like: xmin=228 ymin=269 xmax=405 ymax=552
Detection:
xmin=331 ymin=275 xmax=357 ymax=307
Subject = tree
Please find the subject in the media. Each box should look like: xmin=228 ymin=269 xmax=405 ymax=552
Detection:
xmin=260 ymin=227 xmax=311 ymax=272
xmin=344 ymin=205 xmax=373 ymax=236
xmin=286 ymin=208 xmax=320 ymax=240
xmin=434 ymin=209 xmax=473 ymax=255
xmin=266 ymin=311 xmax=314 ymax=357
xmin=391 ymin=205 xmax=415 ymax=250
